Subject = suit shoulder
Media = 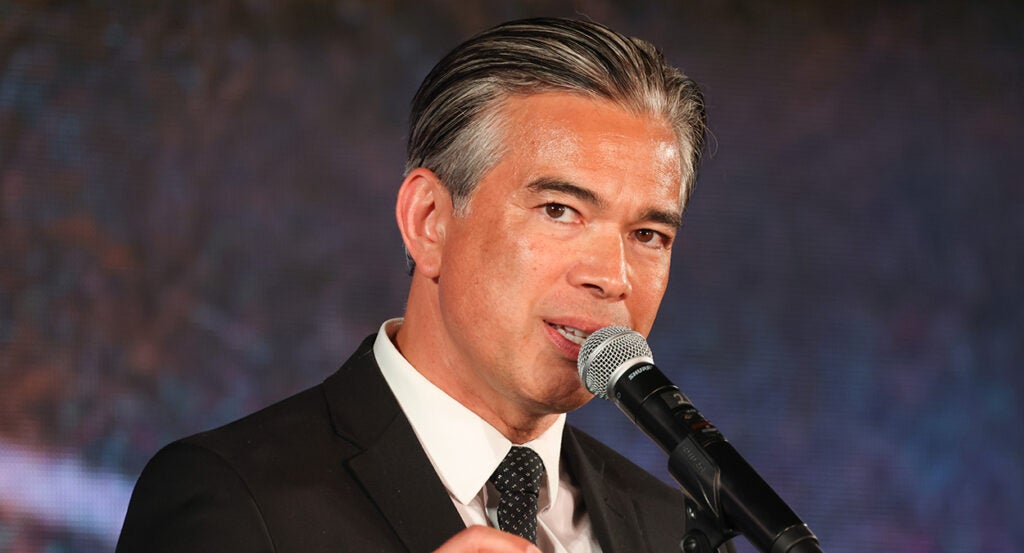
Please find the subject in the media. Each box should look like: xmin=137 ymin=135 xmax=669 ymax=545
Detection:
xmin=117 ymin=439 xmax=274 ymax=552
xmin=175 ymin=382 xmax=350 ymax=475
xmin=184 ymin=334 xmax=379 ymax=459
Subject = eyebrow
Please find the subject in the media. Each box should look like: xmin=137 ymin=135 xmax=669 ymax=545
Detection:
xmin=527 ymin=177 xmax=604 ymax=208
xmin=527 ymin=176 xmax=683 ymax=229
xmin=640 ymin=207 xmax=683 ymax=229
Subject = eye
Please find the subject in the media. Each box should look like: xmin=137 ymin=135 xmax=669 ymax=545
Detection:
xmin=633 ymin=229 xmax=671 ymax=248
xmin=543 ymin=203 xmax=578 ymax=222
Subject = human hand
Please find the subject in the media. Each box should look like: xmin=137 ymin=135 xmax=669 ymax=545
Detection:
xmin=433 ymin=526 xmax=541 ymax=553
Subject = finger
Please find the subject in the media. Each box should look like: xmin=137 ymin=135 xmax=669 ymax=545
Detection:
xmin=433 ymin=525 xmax=541 ymax=553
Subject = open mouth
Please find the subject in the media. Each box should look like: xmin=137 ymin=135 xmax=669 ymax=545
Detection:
xmin=549 ymin=323 xmax=590 ymax=346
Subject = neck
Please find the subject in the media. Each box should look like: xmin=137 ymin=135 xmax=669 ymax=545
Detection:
xmin=477 ymin=403 xmax=562 ymax=445
xmin=395 ymin=279 xmax=560 ymax=444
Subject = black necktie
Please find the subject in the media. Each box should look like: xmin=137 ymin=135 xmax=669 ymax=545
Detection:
xmin=490 ymin=446 xmax=546 ymax=543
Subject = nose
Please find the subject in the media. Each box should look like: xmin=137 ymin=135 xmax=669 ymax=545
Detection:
xmin=567 ymin=231 xmax=632 ymax=300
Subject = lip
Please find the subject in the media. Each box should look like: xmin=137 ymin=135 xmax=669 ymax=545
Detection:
xmin=543 ymin=319 xmax=609 ymax=361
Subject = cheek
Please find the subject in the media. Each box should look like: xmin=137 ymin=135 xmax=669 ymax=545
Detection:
xmin=629 ymin=259 xmax=672 ymax=329
xmin=456 ymin=220 xmax=543 ymax=303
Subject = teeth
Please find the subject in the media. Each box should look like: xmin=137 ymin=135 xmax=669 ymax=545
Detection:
xmin=552 ymin=324 xmax=590 ymax=346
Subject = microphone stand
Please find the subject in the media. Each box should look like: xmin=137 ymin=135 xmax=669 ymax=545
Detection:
xmin=670 ymin=435 xmax=739 ymax=553
xmin=679 ymin=493 xmax=737 ymax=553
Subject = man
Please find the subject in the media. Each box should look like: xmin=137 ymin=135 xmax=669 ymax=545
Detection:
xmin=117 ymin=17 xmax=710 ymax=553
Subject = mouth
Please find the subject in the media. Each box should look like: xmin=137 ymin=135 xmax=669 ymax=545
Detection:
xmin=548 ymin=323 xmax=591 ymax=346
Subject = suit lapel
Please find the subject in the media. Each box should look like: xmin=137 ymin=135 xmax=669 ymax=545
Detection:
xmin=323 ymin=336 xmax=466 ymax=552
xmin=562 ymin=427 xmax=644 ymax=553
xmin=346 ymin=415 xmax=466 ymax=552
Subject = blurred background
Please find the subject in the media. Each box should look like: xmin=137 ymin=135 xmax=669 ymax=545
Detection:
xmin=1 ymin=1 xmax=1021 ymax=552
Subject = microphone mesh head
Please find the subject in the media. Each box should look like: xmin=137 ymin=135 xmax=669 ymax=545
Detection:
xmin=577 ymin=326 xmax=652 ymax=399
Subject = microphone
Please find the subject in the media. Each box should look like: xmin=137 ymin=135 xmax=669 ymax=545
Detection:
xmin=578 ymin=326 xmax=822 ymax=553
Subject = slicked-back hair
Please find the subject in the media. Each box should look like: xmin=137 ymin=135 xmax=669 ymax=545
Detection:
xmin=405 ymin=17 xmax=707 ymax=214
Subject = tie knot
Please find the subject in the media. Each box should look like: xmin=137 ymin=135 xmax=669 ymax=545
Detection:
xmin=490 ymin=446 xmax=545 ymax=497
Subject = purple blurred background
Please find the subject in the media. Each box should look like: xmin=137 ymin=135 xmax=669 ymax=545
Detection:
xmin=1 ymin=2 xmax=1021 ymax=552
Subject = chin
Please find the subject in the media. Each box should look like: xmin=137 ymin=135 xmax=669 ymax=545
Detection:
xmin=543 ymin=384 xmax=595 ymax=414
xmin=561 ymin=393 xmax=595 ymax=414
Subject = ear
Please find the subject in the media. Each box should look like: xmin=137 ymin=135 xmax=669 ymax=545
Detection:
xmin=395 ymin=168 xmax=452 ymax=279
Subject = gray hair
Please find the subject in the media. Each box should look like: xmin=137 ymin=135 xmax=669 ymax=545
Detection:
xmin=404 ymin=17 xmax=707 ymax=269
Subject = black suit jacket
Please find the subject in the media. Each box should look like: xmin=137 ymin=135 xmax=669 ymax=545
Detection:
xmin=117 ymin=335 xmax=704 ymax=552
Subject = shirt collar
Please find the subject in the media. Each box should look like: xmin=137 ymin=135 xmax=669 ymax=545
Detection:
xmin=373 ymin=319 xmax=565 ymax=510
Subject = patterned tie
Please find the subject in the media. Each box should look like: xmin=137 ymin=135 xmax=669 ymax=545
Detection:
xmin=489 ymin=446 xmax=546 ymax=543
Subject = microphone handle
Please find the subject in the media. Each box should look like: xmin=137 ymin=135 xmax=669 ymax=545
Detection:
xmin=612 ymin=362 xmax=823 ymax=553
xmin=672 ymin=439 xmax=823 ymax=553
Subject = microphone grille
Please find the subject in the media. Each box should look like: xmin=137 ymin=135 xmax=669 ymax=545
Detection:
xmin=577 ymin=326 xmax=652 ymax=399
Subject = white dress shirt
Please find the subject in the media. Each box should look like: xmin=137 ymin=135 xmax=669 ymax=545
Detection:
xmin=374 ymin=319 xmax=602 ymax=553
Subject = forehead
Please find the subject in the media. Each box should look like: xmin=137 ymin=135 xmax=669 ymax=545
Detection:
xmin=491 ymin=92 xmax=683 ymax=206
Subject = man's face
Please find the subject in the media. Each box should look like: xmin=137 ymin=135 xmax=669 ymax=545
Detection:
xmin=435 ymin=92 xmax=683 ymax=418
